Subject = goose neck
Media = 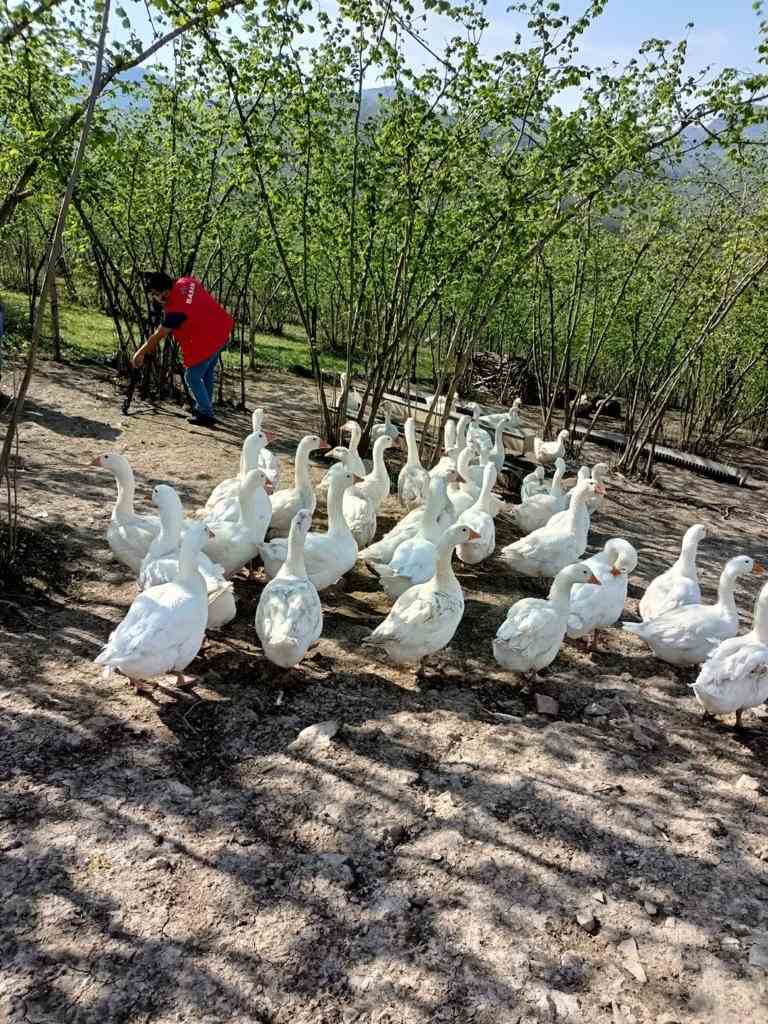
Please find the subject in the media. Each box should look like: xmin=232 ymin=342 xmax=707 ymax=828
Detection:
xmin=152 ymin=505 xmax=183 ymax=558
xmin=241 ymin=435 xmax=265 ymax=476
xmin=716 ymin=571 xmax=740 ymax=615
xmin=434 ymin=537 xmax=459 ymax=586
xmin=284 ymin=523 xmax=308 ymax=576
xmin=294 ymin=442 xmax=313 ymax=488
xmin=178 ymin=532 xmax=204 ymax=580
xmin=677 ymin=532 xmax=702 ymax=577
xmin=548 ymin=575 xmax=576 ymax=610
xmin=112 ymin=467 xmax=136 ymax=520
xmin=326 ymin=478 xmax=348 ymax=534
xmin=753 ymin=584 xmax=768 ymax=641
xmin=405 ymin=421 xmax=420 ymax=467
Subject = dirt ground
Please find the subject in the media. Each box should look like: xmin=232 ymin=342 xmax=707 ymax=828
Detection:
xmin=1 ymin=359 xmax=767 ymax=1024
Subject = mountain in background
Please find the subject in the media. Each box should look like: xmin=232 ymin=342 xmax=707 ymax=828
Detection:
xmin=91 ymin=69 xmax=767 ymax=171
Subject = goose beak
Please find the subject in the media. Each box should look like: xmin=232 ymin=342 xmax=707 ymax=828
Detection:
xmin=588 ymin=573 xmax=602 ymax=585
xmin=610 ymin=567 xmax=622 ymax=577
xmin=594 ymin=484 xmax=606 ymax=496
xmin=753 ymin=562 xmax=765 ymax=575
xmin=468 ymin=528 xmax=482 ymax=540
xmin=206 ymin=527 xmax=216 ymax=539
xmin=353 ymin=474 xmax=364 ymax=483
xmin=317 ymin=441 xmax=331 ymax=451
xmin=264 ymin=431 xmax=276 ymax=442
xmin=89 ymin=456 xmax=102 ymax=467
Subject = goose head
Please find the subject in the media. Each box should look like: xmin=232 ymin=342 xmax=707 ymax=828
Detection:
xmin=561 ymin=562 xmax=601 ymax=587
xmin=90 ymin=451 xmax=132 ymax=477
xmin=723 ymin=555 xmax=763 ymax=581
xmin=605 ymin=538 xmax=638 ymax=577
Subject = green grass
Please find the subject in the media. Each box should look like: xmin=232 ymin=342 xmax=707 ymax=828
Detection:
xmin=0 ymin=285 xmax=434 ymax=381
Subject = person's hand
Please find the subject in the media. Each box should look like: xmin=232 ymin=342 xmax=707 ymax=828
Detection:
xmin=131 ymin=349 xmax=145 ymax=369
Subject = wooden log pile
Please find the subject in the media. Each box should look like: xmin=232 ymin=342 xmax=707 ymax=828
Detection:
xmin=460 ymin=350 xmax=538 ymax=405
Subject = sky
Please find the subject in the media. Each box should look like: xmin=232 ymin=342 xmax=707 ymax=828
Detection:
xmin=118 ymin=0 xmax=765 ymax=93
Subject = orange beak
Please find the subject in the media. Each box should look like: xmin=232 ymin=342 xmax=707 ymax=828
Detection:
xmin=610 ymin=566 xmax=622 ymax=577
xmin=753 ymin=562 xmax=765 ymax=575
xmin=264 ymin=431 xmax=276 ymax=442
xmin=89 ymin=456 xmax=102 ymax=467
xmin=594 ymin=484 xmax=606 ymax=496
xmin=317 ymin=441 xmax=331 ymax=451
xmin=588 ymin=573 xmax=601 ymax=585
xmin=468 ymin=528 xmax=481 ymax=540
xmin=353 ymin=474 xmax=365 ymax=483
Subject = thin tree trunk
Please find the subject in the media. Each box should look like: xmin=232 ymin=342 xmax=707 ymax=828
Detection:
xmin=0 ymin=0 xmax=111 ymax=480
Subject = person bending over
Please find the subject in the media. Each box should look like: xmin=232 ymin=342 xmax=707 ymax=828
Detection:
xmin=132 ymin=271 xmax=234 ymax=428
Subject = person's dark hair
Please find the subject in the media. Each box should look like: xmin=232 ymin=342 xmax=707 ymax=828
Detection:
xmin=142 ymin=271 xmax=174 ymax=292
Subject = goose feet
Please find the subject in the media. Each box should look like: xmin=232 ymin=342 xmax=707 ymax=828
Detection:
xmin=174 ymin=673 xmax=198 ymax=690
xmin=128 ymin=678 xmax=155 ymax=696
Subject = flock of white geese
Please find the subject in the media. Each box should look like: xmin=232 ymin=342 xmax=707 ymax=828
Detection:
xmin=90 ymin=399 xmax=768 ymax=728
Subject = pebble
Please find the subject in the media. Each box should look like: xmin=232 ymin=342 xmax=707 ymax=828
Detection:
xmin=643 ymin=901 xmax=658 ymax=916
xmin=288 ymin=720 xmax=339 ymax=751
xmin=749 ymin=931 xmax=768 ymax=969
xmin=167 ymin=780 xmax=193 ymax=799
xmin=736 ymin=774 xmax=760 ymax=791
xmin=584 ymin=701 xmax=611 ymax=717
xmin=617 ymin=937 xmax=647 ymax=983
xmin=535 ymin=694 xmax=559 ymax=717
xmin=576 ymin=909 xmax=599 ymax=935
xmin=720 ymin=935 xmax=740 ymax=951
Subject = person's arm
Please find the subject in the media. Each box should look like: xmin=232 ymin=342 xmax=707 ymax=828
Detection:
xmin=131 ymin=326 xmax=169 ymax=368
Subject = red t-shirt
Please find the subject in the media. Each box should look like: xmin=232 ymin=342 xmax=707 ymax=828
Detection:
xmin=163 ymin=276 xmax=234 ymax=368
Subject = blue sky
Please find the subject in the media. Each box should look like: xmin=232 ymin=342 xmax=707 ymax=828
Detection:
xmin=119 ymin=0 xmax=764 ymax=88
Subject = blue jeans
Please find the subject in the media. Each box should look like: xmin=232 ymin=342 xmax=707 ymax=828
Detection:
xmin=185 ymin=348 xmax=222 ymax=418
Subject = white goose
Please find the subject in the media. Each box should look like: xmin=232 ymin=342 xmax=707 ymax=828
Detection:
xmin=339 ymin=372 xmax=362 ymax=416
xmin=499 ymin=479 xmax=600 ymax=578
xmin=514 ymin=458 xmax=568 ymax=535
xmin=139 ymin=485 xmax=236 ymax=630
xmin=624 ymin=555 xmax=763 ymax=666
xmin=259 ymin=469 xmax=358 ymax=591
xmin=467 ymin=403 xmax=493 ymax=455
xmin=343 ymin=436 xmax=394 ymax=547
xmin=520 ymin=465 xmax=547 ymax=501
xmin=482 ymin=398 xmax=522 ymax=430
xmin=369 ymin=476 xmax=450 ymax=599
xmin=639 ymin=523 xmax=707 ymax=621
xmin=91 ymin=452 xmax=160 ymax=572
xmin=563 ymin=465 xmax=590 ymax=508
xmin=318 ymin=421 xmax=366 ymax=492
xmin=692 ymin=579 xmax=768 ymax=728
xmin=268 ymin=434 xmax=328 ymax=537
xmin=566 ymin=538 xmax=638 ymax=649
xmin=95 ymin=522 xmax=211 ymax=694
xmin=255 ymin=509 xmax=323 ymax=669
xmin=203 ymin=469 xmax=271 ymax=576
xmin=202 ymin=425 xmax=274 ymax=522
xmin=453 ymin=445 xmax=508 ymax=518
xmin=493 ymin=561 xmax=600 ymax=676
xmin=398 ymin=417 xmax=430 ymax=508
xmin=533 ymin=429 xmax=569 ymax=466
xmin=362 ymin=523 xmax=479 ymax=665
xmin=430 ymin=419 xmax=464 ymax=478
xmin=488 ymin=417 xmax=511 ymax=472
xmin=371 ymin=405 xmax=400 ymax=443
xmin=457 ymin=464 xmax=497 ymax=565
xmin=251 ymin=408 xmax=281 ymax=488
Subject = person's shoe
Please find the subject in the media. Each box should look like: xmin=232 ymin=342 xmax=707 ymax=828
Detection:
xmin=187 ymin=414 xmax=217 ymax=428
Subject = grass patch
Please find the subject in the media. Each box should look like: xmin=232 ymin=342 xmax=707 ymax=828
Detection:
xmin=1 ymin=285 xmax=435 ymax=381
